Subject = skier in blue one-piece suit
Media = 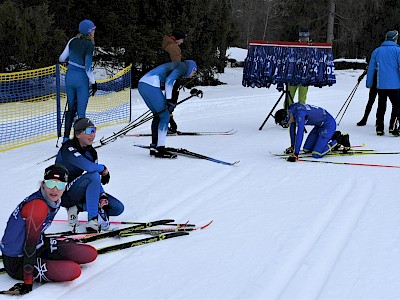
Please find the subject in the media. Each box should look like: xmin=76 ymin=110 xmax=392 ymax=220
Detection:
xmin=138 ymin=60 xmax=197 ymax=158
xmin=59 ymin=20 xmax=98 ymax=143
xmin=275 ymin=103 xmax=351 ymax=162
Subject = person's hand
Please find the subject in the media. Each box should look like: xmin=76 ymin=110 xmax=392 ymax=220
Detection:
xmin=284 ymin=146 xmax=294 ymax=154
xmin=100 ymin=166 xmax=110 ymax=185
xmin=99 ymin=192 xmax=109 ymax=208
xmin=166 ymin=100 xmax=176 ymax=113
xmin=91 ymin=82 xmax=98 ymax=97
xmin=357 ymin=70 xmax=367 ymax=83
xmin=286 ymin=154 xmax=299 ymax=162
xmin=5 ymin=283 xmax=33 ymax=295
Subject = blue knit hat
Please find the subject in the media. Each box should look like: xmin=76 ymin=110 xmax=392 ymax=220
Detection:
xmin=79 ymin=20 xmax=96 ymax=35
xmin=184 ymin=60 xmax=197 ymax=78
xmin=385 ymin=30 xmax=398 ymax=41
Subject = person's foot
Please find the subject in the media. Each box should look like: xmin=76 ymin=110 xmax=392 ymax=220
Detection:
xmin=149 ymin=144 xmax=157 ymax=156
xmin=376 ymin=125 xmax=384 ymax=136
xmin=154 ymin=146 xmax=177 ymax=159
xmin=357 ymin=118 xmax=367 ymax=126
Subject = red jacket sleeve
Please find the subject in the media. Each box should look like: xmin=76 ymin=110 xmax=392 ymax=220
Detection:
xmin=21 ymin=199 xmax=49 ymax=284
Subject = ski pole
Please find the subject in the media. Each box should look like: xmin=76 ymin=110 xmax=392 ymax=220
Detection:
xmin=335 ymin=81 xmax=360 ymax=125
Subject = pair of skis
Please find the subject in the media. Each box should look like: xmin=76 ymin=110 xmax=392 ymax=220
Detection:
xmin=272 ymin=147 xmax=400 ymax=169
xmin=0 ymin=219 xmax=213 ymax=281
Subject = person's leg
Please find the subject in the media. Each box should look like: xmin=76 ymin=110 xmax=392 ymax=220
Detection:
xmin=311 ymin=119 xmax=337 ymax=158
xmin=388 ymin=89 xmax=400 ymax=134
xmin=39 ymin=238 xmax=97 ymax=264
xmin=286 ymin=85 xmax=298 ymax=108
xmin=376 ymin=89 xmax=387 ymax=135
xmin=64 ymin=72 xmax=77 ymax=140
xmin=303 ymin=127 xmax=319 ymax=153
xmin=62 ymin=173 xmax=101 ymax=220
xmin=75 ymin=75 xmax=90 ymax=118
xmin=103 ymin=193 xmax=124 ymax=216
xmin=297 ymin=86 xmax=308 ymax=104
xmin=138 ymin=82 xmax=167 ymax=148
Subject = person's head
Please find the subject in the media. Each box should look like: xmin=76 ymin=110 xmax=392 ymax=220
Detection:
xmin=385 ymin=30 xmax=398 ymax=42
xmin=73 ymin=117 xmax=96 ymax=147
xmin=79 ymin=19 xmax=96 ymax=36
xmin=42 ymin=164 xmax=69 ymax=202
xmin=184 ymin=60 xmax=197 ymax=78
xmin=172 ymin=28 xmax=186 ymax=45
xmin=299 ymin=27 xmax=310 ymax=42
xmin=275 ymin=109 xmax=291 ymax=128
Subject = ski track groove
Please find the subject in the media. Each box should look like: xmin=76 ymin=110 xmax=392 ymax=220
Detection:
xmin=258 ymin=178 xmax=374 ymax=299
xmin=159 ymin=167 xmax=255 ymax=218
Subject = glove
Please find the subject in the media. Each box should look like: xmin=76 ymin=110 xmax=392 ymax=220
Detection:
xmin=286 ymin=154 xmax=299 ymax=162
xmin=99 ymin=192 xmax=109 ymax=208
xmin=90 ymin=82 xmax=98 ymax=97
xmin=190 ymin=88 xmax=203 ymax=98
xmin=284 ymin=146 xmax=294 ymax=154
xmin=166 ymin=100 xmax=176 ymax=113
xmin=6 ymin=283 xmax=33 ymax=295
xmin=357 ymin=70 xmax=367 ymax=83
xmin=100 ymin=166 xmax=110 ymax=185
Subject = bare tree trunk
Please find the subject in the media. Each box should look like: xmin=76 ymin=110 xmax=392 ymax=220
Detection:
xmin=326 ymin=0 xmax=335 ymax=43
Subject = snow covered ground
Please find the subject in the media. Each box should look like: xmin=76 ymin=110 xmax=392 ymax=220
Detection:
xmin=1 ymin=48 xmax=400 ymax=299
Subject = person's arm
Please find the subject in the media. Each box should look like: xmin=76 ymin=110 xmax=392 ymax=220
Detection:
xmin=59 ymin=38 xmax=75 ymax=63
xmin=165 ymin=63 xmax=186 ymax=100
xmin=21 ymin=200 xmax=49 ymax=286
xmin=293 ymin=113 xmax=306 ymax=155
xmin=62 ymin=145 xmax=105 ymax=173
xmin=366 ymin=51 xmax=377 ymax=88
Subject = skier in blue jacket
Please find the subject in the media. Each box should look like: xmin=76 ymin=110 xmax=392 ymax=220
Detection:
xmin=0 ymin=165 xmax=97 ymax=295
xmin=275 ymin=103 xmax=350 ymax=161
xmin=59 ymin=19 xmax=98 ymax=143
xmin=55 ymin=118 xmax=124 ymax=232
xmin=138 ymin=60 xmax=197 ymax=158
xmin=366 ymin=30 xmax=400 ymax=136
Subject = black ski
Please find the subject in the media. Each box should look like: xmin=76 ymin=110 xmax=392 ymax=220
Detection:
xmin=96 ymin=231 xmax=189 ymax=255
xmin=270 ymin=149 xmax=400 ymax=158
xmin=134 ymin=144 xmax=240 ymax=166
xmin=127 ymin=129 xmax=237 ymax=137
xmin=77 ymin=219 xmax=175 ymax=243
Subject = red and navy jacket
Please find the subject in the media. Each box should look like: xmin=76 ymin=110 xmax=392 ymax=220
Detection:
xmin=0 ymin=190 xmax=60 ymax=284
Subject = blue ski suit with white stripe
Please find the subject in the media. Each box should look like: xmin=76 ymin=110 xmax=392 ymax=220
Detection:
xmin=138 ymin=62 xmax=187 ymax=147
xmin=59 ymin=37 xmax=95 ymax=139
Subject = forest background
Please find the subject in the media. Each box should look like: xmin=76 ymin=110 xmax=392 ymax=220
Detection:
xmin=0 ymin=0 xmax=399 ymax=83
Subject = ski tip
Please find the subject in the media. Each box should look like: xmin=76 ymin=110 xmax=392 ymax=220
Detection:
xmin=200 ymin=220 xmax=213 ymax=230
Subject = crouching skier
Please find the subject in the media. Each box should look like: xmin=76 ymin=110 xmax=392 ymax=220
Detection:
xmin=138 ymin=60 xmax=197 ymax=158
xmin=56 ymin=118 xmax=124 ymax=232
xmin=275 ymin=103 xmax=351 ymax=162
xmin=0 ymin=165 xmax=98 ymax=295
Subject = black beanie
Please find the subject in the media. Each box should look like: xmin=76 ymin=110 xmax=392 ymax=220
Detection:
xmin=74 ymin=117 xmax=95 ymax=133
xmin=44 ymin=164 xmax=69 ymax=182
xmin=172 ymin=28 xmax=186 ymax=40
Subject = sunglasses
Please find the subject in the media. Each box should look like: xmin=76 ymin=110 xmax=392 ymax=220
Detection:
xmin=44 ymin=180 xmax=66 ymax=190
xmin=83 ymin=127 xmax=96 ymax=134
